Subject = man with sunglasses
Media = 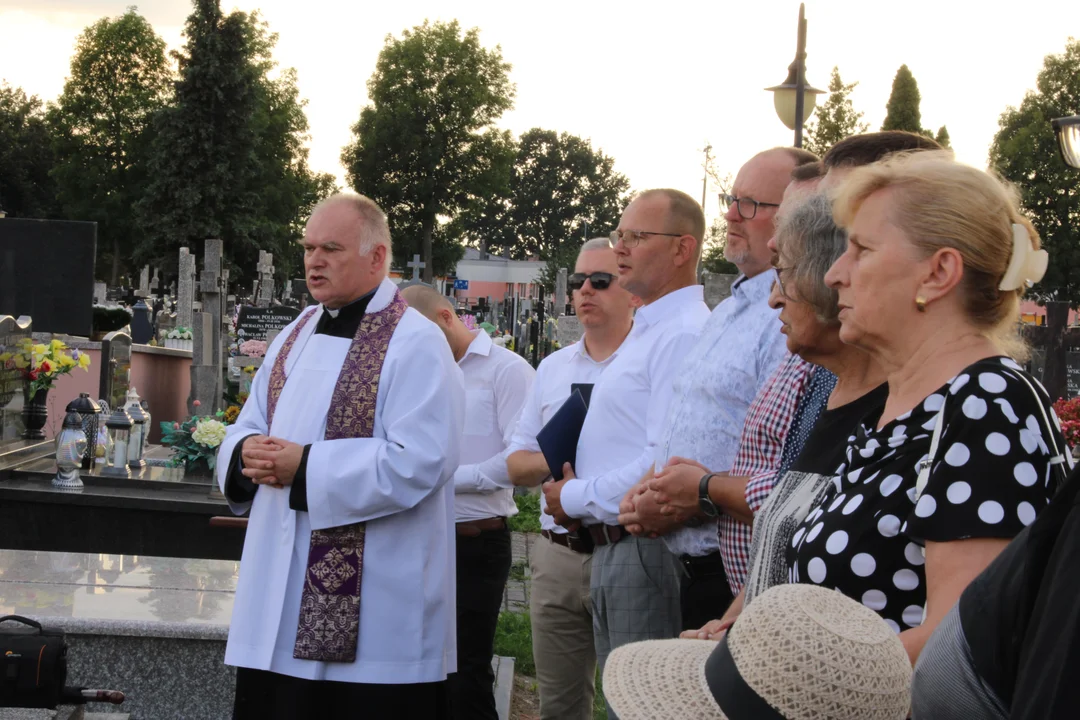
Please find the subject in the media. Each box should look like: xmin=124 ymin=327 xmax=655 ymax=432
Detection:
xmin=539 ymin=188 xmax=711 ymax=718
xmin=616 ymin=148 xmax=818 ymax=633
xmin=506 ymin=237 xmax=635 ymax=720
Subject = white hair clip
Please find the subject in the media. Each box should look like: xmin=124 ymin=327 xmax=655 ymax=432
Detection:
xmin=998 ymin=223 xmax=1048 ymax=291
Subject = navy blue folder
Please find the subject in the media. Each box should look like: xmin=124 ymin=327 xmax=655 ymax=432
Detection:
xmin=537 ymin=388 xmax=589 ymax=481
xmin=570 ymin=382 xmax=594 ymax=408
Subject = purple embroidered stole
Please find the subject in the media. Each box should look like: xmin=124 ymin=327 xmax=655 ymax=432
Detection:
xmin=265 ymin=291 xmax=408 ymax=663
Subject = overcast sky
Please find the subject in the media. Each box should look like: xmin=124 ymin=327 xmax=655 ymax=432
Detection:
xmin=2 ymin=0 xmax=1078 ymax=225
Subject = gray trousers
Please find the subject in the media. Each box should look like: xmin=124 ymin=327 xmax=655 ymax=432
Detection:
xmin=591 ymin=535 xmax=682 ymax=719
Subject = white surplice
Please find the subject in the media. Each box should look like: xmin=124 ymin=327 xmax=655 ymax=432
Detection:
xmin=216 ymin=277 xmax=466 ymax=684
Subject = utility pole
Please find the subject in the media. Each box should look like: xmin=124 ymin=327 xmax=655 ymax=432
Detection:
xmin=701 ymin=143 xmax=713 ymax=209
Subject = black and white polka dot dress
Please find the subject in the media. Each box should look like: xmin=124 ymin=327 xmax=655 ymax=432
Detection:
xmin=785 ymin=357 xmax=1071 ymax=633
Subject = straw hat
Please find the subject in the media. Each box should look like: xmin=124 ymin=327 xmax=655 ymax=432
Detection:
xmin=603 ymin=584 xmax=912 ymax=720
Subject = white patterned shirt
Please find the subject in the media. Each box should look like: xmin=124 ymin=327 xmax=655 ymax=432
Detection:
xmin=658 ymin=271 xmax=789 ymax=557
xmin=561 ymin=285 xmax=712 ymax=525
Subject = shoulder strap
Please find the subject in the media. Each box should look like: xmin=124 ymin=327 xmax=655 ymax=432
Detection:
xmin=915 ymin=401 xmax=948 ymax=503
xmin=1005 ymin=368 xmax=1069 ymax=491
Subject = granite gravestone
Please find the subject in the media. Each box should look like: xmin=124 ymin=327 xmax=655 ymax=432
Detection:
xmin=130 ymin=299 xmax=154 ymax=344
xmin=177 ymin=247 xmax=196 ymax=329
xmin=93 ymin=281 xmax=107 ymax=305
xmin=0 ymin=315 xmax=32 ymax=441
xmin=0 ymin=218 xmax=96 ymax=336
xmin=292 ymin=279 xmax=311 ymax=307
xmin=1066 ymin=352 xmax=1080 ymax=399
xmin=256 ymin=251 xmax=275 ymax=308
xmin=554 ymin=269 xmax=567 ymax=319
xmin=702 ymin=272 xmax=739 ymax=310
xmin=99 ymin=331 xmax=132 ymax=412
xmin=236 ymin=306 xmax=300 ymax=342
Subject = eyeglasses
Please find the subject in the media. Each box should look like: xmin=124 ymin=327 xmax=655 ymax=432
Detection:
xmin=568 ymin=272 xmax=615 ymax=292
xmin=720 ymin=192 xmax=781 ymax=220
xmin=609 ymin=229 xmax=683 ymax=249
xmin=774 ymin=266 xmax=791 ymax=298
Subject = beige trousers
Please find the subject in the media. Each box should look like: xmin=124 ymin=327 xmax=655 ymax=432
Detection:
xmin=529 ymin=535 xmax=596 ymax=720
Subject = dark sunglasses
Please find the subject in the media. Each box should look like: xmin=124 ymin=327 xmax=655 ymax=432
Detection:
xmin=568 ymin=272 xmax=615 ymax=291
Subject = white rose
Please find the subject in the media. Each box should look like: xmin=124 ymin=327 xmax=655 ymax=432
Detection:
xmin=191 ymin=419 xmax=227 ymax=448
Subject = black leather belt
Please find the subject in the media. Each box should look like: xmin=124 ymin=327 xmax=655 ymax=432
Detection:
xmin=541 ymin=529 xmax=593 ymax=554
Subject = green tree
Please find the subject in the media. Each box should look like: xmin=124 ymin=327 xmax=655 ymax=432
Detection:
xmin=990 ymin=38 xmax=1080 ymax=305
xmin=803 ymin=67 xmax=869 ymax=157
xmin=48 ymin=8 xmax=171 ymax=284
xmin=881 ymin=64 xmax=923 ymax=133
xmin=0 ymin=83 xmax=57 ymax=218
xmin=701 ymin=217 xmax=739 ymax=274
xmin=342 ymin=20 xmax=516 ymax=281
xmin=138 ymin=0 xmax=332 ymax=286
xmin=934 ymin=125 xmax=951 ymax=148
xmin=455 ymin=128 xmax=630 ymax=290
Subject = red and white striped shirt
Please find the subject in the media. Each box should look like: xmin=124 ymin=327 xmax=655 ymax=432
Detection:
xmin=720 ymin=352 xmax=814 ymax=594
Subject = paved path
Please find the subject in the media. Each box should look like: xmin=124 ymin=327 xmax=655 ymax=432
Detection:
xmin=502 ymin=531 xmax=538 ymax=614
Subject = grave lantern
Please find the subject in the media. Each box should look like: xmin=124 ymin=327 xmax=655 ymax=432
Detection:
xmin=102 ymin=405 xmax=133 ymax=478
xmin=124 ymin=387 xmax=147 ymax=469
xmin=66 ymin=393 xmax=102 ymax=470
xmin=54 ymin=409 xmax=87 ymax=490
xmin=1053 ymin=116 xmax=1080 ymax=169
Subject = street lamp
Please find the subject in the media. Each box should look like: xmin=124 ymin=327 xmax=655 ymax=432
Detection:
xmin=765 ymin=3 xmax=825 ymax=148
xmin=1052 ymin=116 xmax=1080 ymax=169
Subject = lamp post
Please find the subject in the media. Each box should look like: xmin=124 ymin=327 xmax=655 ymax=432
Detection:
xmin=765 ymin=3 xmax=825 ymax=148
xmin=1052 ymin=116 xmax=1080 ymax=169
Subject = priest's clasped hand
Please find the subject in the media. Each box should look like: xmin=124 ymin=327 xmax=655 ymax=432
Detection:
xmin=241 ymin=435 xmax=305 ymax=489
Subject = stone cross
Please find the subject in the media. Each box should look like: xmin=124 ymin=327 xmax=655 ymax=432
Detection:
xmin=407 ymin=254 xmax=425 ymax=281
xmin=135 ymin=265 xmax=150 ymax=298
xmin=554 ymin=268 xmax=568 ymax=318
xmin=256 ymin=251 xmax=275 ymax=308
xmin=187 ymin=239 xmax=224 ymax=415
xmin=177 ymin=247 xmax=196 ymax=328
xmin=150 ymin=268 xmax=160 ymax=292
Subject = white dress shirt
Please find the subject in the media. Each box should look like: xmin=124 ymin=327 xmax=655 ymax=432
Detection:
xmin=507 ymin=338 xmax=624 ymax=533
xmin=561 ymin=285 xmax=712 ymax=525
xmin=454 ymin=330 xmax=536 ymax=522
xmin=659 ymin=270 xmax=789 ymax=557
xmin=217 ymin=277 xmax=465 ymax=683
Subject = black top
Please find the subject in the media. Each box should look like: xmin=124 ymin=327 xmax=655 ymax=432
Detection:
xmin=786 ymin=357 xmax=1066 ymax=633
xmin=959 ymin=463 xmax=1080 ymax=716
xmin=223 ymin=288 xmax=377 ymax=511
xmin=791 ymin=382 xmax=889 ymax=475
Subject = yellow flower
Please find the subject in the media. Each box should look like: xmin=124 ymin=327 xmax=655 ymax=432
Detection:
xmin=0 ymin=352 xmax=10 ymax=363
xmin=58 ymin=354 xmax=77 ymax=369
xmin=50 ymin=339 xmax=66 ymax=353
xmin=13 ymin=354 xmax=29 ymax=369
xmin=30 ymin=343 xmax=48 ymax=365
xmin=78 ymin=353 xmax=91 ymax=370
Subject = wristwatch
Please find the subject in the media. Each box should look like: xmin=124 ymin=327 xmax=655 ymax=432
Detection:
xmin=698 ymin=473 xmax=720 ymax=517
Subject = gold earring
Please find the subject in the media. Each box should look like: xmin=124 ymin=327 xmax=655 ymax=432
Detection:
xmin=915 ymin=296 xmax=928 ymax=312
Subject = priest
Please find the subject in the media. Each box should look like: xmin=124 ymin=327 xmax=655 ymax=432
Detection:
xmin=216 ymin=193 xmax=465 ymax=719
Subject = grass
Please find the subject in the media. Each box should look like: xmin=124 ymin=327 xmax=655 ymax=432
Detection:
xmin=493 ymin=610 xmax=608 ymax=720
xmin=507 ymin=490 xmax=542 ymax=533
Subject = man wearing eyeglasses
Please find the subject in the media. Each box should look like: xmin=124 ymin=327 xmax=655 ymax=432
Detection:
xmin=616 ymin=148 xmax=818 ymax=635
xmin=539 ymin=188 xmax=711 ymax=718
xmin=506 ymin=236 xmax=636 ymax=720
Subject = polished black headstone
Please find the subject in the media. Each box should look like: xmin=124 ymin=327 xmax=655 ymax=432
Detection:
xmin=236 ymin=306 xmax=300 ymax=341
xmin=130 ymin=300 xmax=154 ymax=344
xmin=0 ymin=218 xmax=96 ymax=336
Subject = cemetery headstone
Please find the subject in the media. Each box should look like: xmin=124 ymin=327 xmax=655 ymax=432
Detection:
xmin=556 ymin=315 xmax=584 ymax=349
xmin=0 ymin=218 xmax=96 ymax=336
xmin=236 ymin=306 xmax=301 ymax=342
xmin=150 ymin=268 xmax=160 ymax=292
xmin=256 ymin=251 xmax=275 ymax=308
xmin=0 ymin=315 xmax=32 ymax=441
xmin=702 ymin=272 xmax=739 ymax=310
xmin=177 ymin=247 xmax=196 ymax=328
xmin=136 ymin=266 xmax=150 ymax=298
xmin=407 ymin=254 xmax=425 ymax=281
xmin=292 ymin=279 xmax=310 ymax=307
xmin=99 ymin=331 xmax=133 ymax=412
xmin=188 ymin=239 xmax=224 ymax=415
xmin=93 ymin=281 xmax=107 ymax=305
xmin=1067 ymin=352 xmax=1080 ymax=398
xmin=554 ymin=269 xmax=567 ymax=319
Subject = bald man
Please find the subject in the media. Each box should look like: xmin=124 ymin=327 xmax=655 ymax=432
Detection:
xmin=401 ymin=284 xmax=535 ymax=720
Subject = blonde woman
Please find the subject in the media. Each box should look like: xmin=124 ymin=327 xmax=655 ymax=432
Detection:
xmin=785 ymin=152 xmax=1071 ymax=664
